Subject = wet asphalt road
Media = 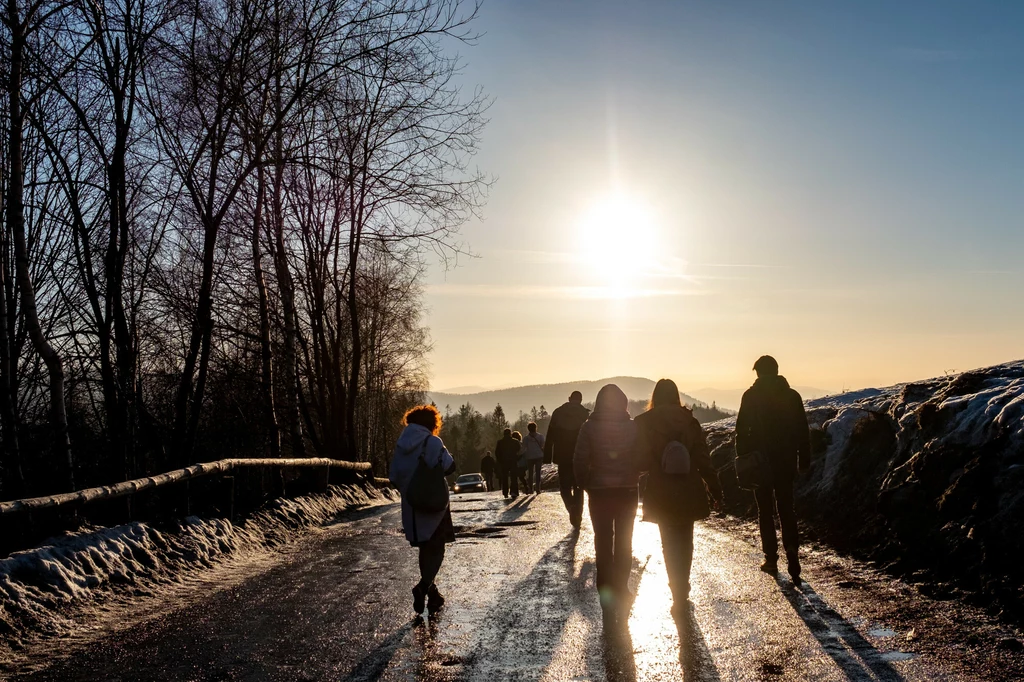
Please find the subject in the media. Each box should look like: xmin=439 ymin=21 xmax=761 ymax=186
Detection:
xmin=18 ymin=492 xmax=1024 ymax=681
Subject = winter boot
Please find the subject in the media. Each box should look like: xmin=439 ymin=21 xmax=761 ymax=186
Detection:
xmin=760 ymin=557 xmax=779 ymax=574
xmin=787 ymin=555 xmax=802 ymax=583
xmin=427 ymin=584 xmax=446 ymax=614
xmin=412 ymin=584 xmax=426 ymax=614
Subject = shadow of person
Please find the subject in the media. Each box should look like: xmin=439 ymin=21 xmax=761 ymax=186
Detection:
xmin=674 ymin=601 xmax=723 ymax=682
xmin=775 ymin=577 xmax=906 ymax=682
xmin=602 ymin=626 xmax=638 ymax=682
xmin=341 ymin=618 xmax=420 ymax=682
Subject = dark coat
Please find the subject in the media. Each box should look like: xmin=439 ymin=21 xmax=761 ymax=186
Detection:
xmin=480 ymin=454 xmax=495 ymax=475
xmin=573 ymin=385 xmax=639 ymax=491
xmin=635 ymin=405 xmax=723 ymax=524
xmin=735 ymin=375 xmax=811 ymax=479
xmin=495 ymin=435 xmax=520 ymax=471
xmin=544 ymin=401 xmax=590 ymax=465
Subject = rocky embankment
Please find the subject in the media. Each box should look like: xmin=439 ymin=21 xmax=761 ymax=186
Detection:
xmin=706 ymin=361 xmax=1024 ymax=625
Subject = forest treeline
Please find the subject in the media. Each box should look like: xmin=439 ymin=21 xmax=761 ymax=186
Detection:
xmin=438 ymin=398 xmax=732 ymax=476
xmin=0 ymin=0 xmax=488 ymax=500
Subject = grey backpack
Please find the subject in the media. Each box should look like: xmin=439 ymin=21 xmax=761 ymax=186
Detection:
xmin=662 ymin=440 xmax=691 ymax=475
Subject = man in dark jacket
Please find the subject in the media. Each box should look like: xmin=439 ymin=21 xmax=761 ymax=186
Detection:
xmin=736 ymin=355 xmax=811 ymax=581
xmin=480 ymin=451 xmax=496 ymax=491
xmin=544 ymin=391 xmax=590 ymax=527
xmin=495 ymin=429 xmax=521 ymax=499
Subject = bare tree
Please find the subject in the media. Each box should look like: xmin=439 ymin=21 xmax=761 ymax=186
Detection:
xmin=3 ymin=0 xmax=75 ymax=492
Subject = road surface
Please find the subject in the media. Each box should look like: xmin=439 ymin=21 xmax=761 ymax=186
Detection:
xmin=15 ymin=492 xmax=1024 ymax=680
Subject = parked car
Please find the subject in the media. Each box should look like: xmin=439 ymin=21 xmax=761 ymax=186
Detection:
xmin=452 ymin=473 xmax=486 ymax=494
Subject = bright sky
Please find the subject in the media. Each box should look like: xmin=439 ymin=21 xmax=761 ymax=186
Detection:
xmin=425 ymin=0 xmax=1024 ymax=393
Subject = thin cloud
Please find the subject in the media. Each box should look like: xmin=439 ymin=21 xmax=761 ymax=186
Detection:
xmin=425 ymin=283 xmax=707 ymax=300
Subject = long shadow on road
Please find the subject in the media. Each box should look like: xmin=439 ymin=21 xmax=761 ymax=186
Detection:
xmin=342 ymin=619 xmax=420 ymax=682
xmin=776 ymin=578 xmax=905 ymax=682
xmin=675 ymin=601 xmax=723 ymax=682
xmin=463 ymin=527 xmax=615 ymax=679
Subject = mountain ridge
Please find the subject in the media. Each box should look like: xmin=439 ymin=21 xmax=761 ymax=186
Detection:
xmin=429 ymin=376 xmax=704 ymax=418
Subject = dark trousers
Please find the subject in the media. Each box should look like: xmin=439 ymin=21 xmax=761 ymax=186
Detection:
xmin=483 ymin=470 xmax=494 ymax=491
xmin=588 ymin=488 xmax=638 ymax=602
xmin=518 ymin=466 xmax=529 ymax=493
xmin=754 ymin=476 xmax=799 ymax=560
xmin=558 ymin=461 xmax=583 ymax=517
xmin=499 ymin=464 xmax=519 ymax=497
xmin=527 ymin=460 xmax=542 ymax=492
xmin=659 ymin=521 xmax=695 ymax=602
xmin=417 ymin=533 xmax=446 ymax=591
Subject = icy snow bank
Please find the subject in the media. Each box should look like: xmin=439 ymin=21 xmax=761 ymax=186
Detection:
xmin=0 ymin=483 xmax=397 ymax=661
xmin=706 ymin=360 xmax=1024 ymax=622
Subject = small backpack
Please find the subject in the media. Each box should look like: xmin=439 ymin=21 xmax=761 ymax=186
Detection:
xmin=662 ymin=440 xmax=691 ymax=475
xmin=405 ymin=440 xmax=449 ymax=512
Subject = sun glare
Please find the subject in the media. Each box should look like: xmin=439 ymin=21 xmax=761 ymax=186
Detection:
xmin=577 ymin=193 xmax=659 ymax=295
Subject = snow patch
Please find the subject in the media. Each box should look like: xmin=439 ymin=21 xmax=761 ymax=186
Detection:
xmin=0 ymin=483 xmax=396 ymax=666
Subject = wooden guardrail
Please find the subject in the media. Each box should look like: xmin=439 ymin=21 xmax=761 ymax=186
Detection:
xmin=0 ymin=458 xmax=372 ymax=516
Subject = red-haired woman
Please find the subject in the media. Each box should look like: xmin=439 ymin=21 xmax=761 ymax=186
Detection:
xmin=389 ymin=404 xmax=457 ymax=615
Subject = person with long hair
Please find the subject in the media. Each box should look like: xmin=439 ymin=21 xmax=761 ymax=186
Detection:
xmin=573 ymin=383 xmax=641 ymax=630
xmin=389 ymin=405 xmax=457 ymax=615
xmin=635 ymin=379 xmax=723 ymax=618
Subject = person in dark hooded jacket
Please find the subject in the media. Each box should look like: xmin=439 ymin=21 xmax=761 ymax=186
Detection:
xmin=544 ymin=391 xmax=590 ymax=527
xmin=735 ymin=355 xmax=811 ymax=581
xmin=574 ymin=383 xmax=640 ymax=629
xmin=635 ymin=379 xmax=723 ymax=616
xmin=495 ymin=429 xmax=521 ymax=499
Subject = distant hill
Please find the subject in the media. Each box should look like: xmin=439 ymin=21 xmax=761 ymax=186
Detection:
xmin=429 ymin=377 xmax=705 ymax=419
xmin=688 ymin=385 xmax=831 ymax=412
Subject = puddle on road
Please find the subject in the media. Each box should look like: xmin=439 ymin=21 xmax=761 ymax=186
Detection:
xmin=880 ymin=651 xmax=918 ymax=662
xmin=867 ymin=627 xmax=897 ymax=638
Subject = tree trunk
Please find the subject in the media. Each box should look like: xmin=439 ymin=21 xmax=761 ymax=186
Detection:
xmin=252 ymin=167 xmax=281 ymax=457
xmin=6 ymin=2 xmax=74 ymax=492
xmin=0 ymin=168 xmax=23 ymax=496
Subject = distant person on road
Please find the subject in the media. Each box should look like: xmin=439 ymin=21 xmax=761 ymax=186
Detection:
xmin=736 ymin=355 xmax=811 ymax=582
xmin=521 ymin=422 xmax=546 ymax=494
xmin=635 ymin=379 xmax=724 ymax=617
xmin=480 ymin=450 xmax=496 ymax=491
xmin=512 ymin=430 xmax=530 ymax=493
xmin=389 ymin=404 xmax=457 ymax=615
xmin=574 ymin=383 xmax=641 ymax=630
xmin=544 ymin=391 xmax=590 ymax=527
xmin=495 ymin=428 xmax=521 ymax=499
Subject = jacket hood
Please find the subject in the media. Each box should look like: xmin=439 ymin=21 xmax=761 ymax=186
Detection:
xmin=395 ymin=423 xmax=432 ymax=452
xmin=592 ymin=383 xmax=629 ymax=420
xmin=753 ymin=374 xmax=791 ymax=392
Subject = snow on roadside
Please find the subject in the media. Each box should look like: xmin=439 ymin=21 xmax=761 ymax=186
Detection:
xmin=0 ymin=483 xmax=397 ymax=665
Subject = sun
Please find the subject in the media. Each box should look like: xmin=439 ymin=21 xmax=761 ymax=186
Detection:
xmin=577 ymin=192 xmax=659 ymax=294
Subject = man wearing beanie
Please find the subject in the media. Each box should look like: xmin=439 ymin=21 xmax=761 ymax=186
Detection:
xmin=736 ymin=355 xmax=811 ymax=582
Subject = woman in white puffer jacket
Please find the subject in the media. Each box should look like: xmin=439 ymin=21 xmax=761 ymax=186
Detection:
xmin=389 ymin=404 xmax=456 ymax=615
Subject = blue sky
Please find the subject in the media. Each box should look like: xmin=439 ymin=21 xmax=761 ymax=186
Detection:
xmin=424 ymin=1 xmax=1024 ymax=392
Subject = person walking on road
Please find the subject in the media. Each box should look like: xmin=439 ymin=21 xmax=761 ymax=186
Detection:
xmin=544 ymin=391 xmax=590 ymax=527
xmin=480 ymin=450 xmax=496 ymax=491
xmin=389 ymin=405 xmax=457 ymax=615
xmin=521 ymin=422 xmax=545 ymax=494
xmin=635 ymin=379 xmax=723 ymax=617
xmin=512 ymin=431 xmax=530 ymax=493
xmin=736 ymin=355 xmax=811 ymax=582
xmin=574 ymin=383 xmax=641 ymax=630
xmin=495 ymin=429 xmax=521 ymax=499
